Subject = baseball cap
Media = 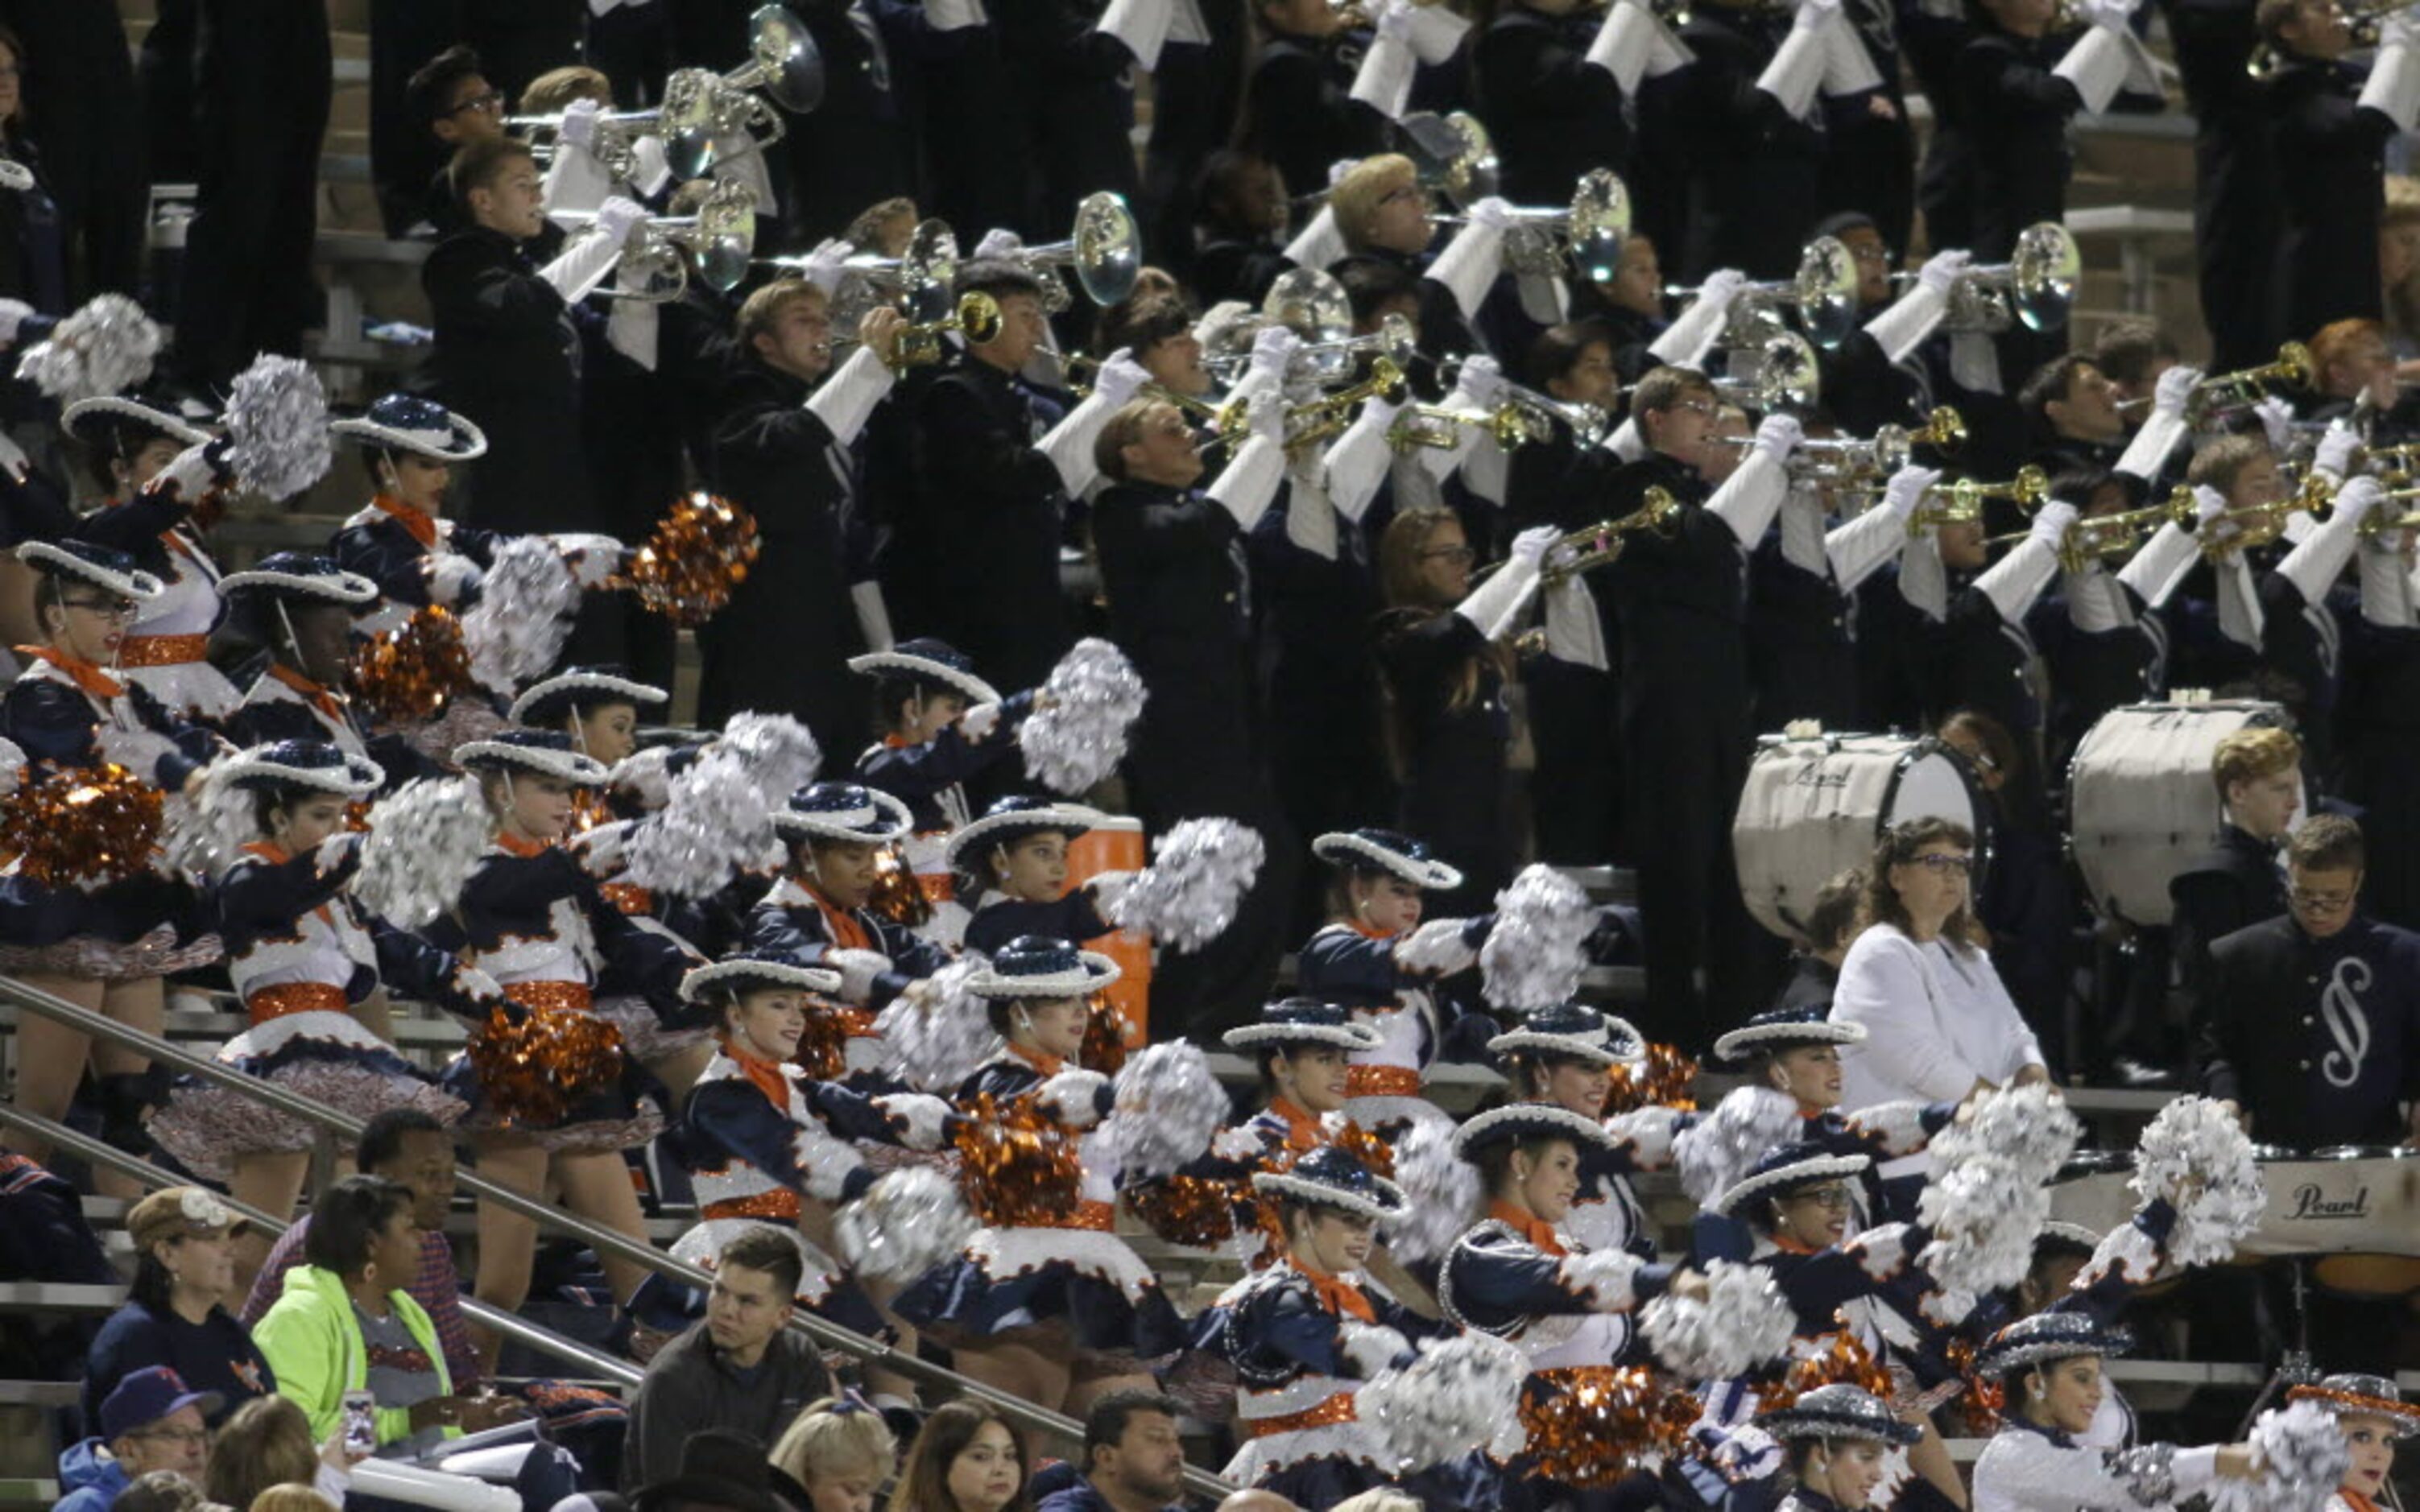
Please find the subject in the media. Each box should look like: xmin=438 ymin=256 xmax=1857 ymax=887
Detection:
xmin=100 ymin=1366 xmax=223 ymax=1441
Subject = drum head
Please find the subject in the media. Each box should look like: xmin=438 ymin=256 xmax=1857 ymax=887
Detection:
xmin=1881 ymin=741 xmax=1993 ymax=902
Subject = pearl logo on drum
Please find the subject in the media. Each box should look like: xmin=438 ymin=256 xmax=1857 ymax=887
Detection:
xmin=2286 ymin=1183 xmax=2372 ymax=1221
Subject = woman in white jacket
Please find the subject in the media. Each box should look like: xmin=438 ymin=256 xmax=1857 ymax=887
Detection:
xmin=1830 ymin=818 xmax=2051 ymax=1133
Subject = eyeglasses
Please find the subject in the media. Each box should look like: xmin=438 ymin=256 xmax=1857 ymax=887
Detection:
xmin=1904 ymin=852 xmax=1974 ymax=874
xmin=2290 ymin=886 xmax=2355 ymax=912
xmin=1421 ymin=544 xmax=1476 ymax=564
xmin=1783 ymin=1185 xmax=1854 ymax=1209
xmin=445 ymin=89 xmax=505 ymax=118
xmin=1673 ymin=399 xmax=1719 ymax=419
xmin=62 ymin=596 xmax=139 ymax=622
xmin=130 ymin=1427 xmax=208 ymax=1448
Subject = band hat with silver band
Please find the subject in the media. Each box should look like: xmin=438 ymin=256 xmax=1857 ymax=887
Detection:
xmin=964 ymin=934 xmax=1122 ymax=998
xmin=217 ymin=739 xmax=385 ymax=798
xmin=848 ymin=636 xmax=1002 ymax=707
xmin=510 ymin=665 xmax=671 ymax=726
xmin=60 ymin=394 xmax=215 ymax=450
xmin=1974 ymin=1311 xmax=2136 ymax=1377
xmin=17 ymin=539 xmax=166 ymax=603
xmin=329 ymin=392 xmax=490 ymax=461
xmin=1222 ymin=996 xmax=1384 ymax=1052
xmin=217 ymin=552 xmax=380 ymax=605
xmin=772 ymin=781 xmax=913 ymax=844
xmin=2287 ymin=1374 xmax=2420 ymax=1437
xmin=1709 ymin=1142 xmax=1873 ymax=1217
xmin=679 ymin=951 xmax=846 ymax=1005
xmin=453 ymin=729 xmax=612 ymax=785
xmin=1488 ymin=1001 xmax=1646 ymax=1068
xmin=945 ymin=795 xmax=1102 ymax=873
xmin=1253 ymin=1143 xmax=1409 ymax=1223
xmin=1451 ymin=1102 xmax=1618 ymax=1160
xmin=1753 ymin=1385 xmax=1923 ymax=1448
xmin=1711 ymin=1005 xmax=1870 ymax=1064
xmin=1312 ymin=827 xmax=1464 ymax=891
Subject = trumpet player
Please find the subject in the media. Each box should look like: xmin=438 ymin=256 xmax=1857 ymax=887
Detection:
xmin=2306 ymin=318 xmax=2406 ymax=432
xmin=1240 ymin=0 xmax=1389 ymax=220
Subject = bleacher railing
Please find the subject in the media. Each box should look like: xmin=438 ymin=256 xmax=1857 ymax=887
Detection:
xmin=0 ymin=974 xmax=1239 ymax=1499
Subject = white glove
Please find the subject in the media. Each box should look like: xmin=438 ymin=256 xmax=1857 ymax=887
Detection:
xmin=424 ymin=553 xmax=486 ymax=605
xmin=960 ymin=700 xmax=1004 ymax=741
xmin=558 ymin=97 xmax=602 ymax=149
xmin=796 ymin=238 xmax=854 ymax=293
xmin=825 ymin=947 xmax=894 ymax=1003
xmin=2151 ymin=363 xmax=2200 ymax=420
xmin=1342 ymin=1323 xmax=1413 ymax=1378
xmin=1917 ymin=248 xmax=1971 ymax=295
xmin=1466 ymin=196 xmax=1516 ymax=232
xmin=2316 ymin=421 xmax=2362 ymax=480
xmin=1752 ymin=412 xmax=1803 ymax=463
xmin=2079 ymin=0 xmax=2134 ymax=30
xmin=1249 ymin=325 xmax=1301 ymax=384
xmin=1037 ymin=1068 xmax=1112 ymax=1127
xmin=2387 ymin=8 xmax=2420 ymax=43
xmin=594 ymin=195 xmax=649 ymax=246
xmin=1692 ymin=267 xmax=1749 ymax=312
xmin=1793 ymin=0 xmax=1842 ymax=31
xmin=1881 ymin=465 xmax=1941 ymax=522
xmin=2334 ymin=474 xmax=2386 ymax=527
xmin=974 ymin=228 xmax=1024 ymax=260
xmin=2028 ymin=499 xmax=2080 ymax=550
xmin=456 ymin=967 xmax=506 ymax=1006
xmin=874 ymin=1092 xmax=955 ymax=1151
xmin=2252 ymin=395 xmax=2294 ymax=454
xmin=1247 ymin=383 xmax=1286 ymax=443
xmin=2193 ymin=484 xmax=2229 ymax=526
xmin=1511 ymin=523 xmax=1561 ymax=568
xmin=1371 ymin=0 xmax=1414 ymax=39
xmin=1451 ymin=353 xmax=1508 ymax=408
xmin=1093 ymin=349 xmax=1152 ymax=408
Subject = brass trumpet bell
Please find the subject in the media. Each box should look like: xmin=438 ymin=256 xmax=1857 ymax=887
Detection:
xmin=661 ymin=4 xmax=823 ymax=180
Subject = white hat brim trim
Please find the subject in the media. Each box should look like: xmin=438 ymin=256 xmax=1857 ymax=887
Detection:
xmin=331 ymin=412 xmax=490 ymax=461
xmin=452 ymin=741 xmax=612 ymax=784
xmin=1975 ymin=1332 xmax=2133 ymax=1376
xmin=509 ymin=672 xmax=670 ymax=724
xmin=772 ymin=788 xmax=914 ymax=843
xmin=1313 ymin=832 xmax=1463 ymax=891
xmin=60 ymin=396 xmax=214 ymax=448
xmin=222 ymin=752 xmax=385 ymax=797
xmin=1756 ymin=1407 xmax=1922 ymax=1448
xmin=16 ymin=541 xmax=166 ymax=602
xmin=1223 ymin=1021 xmax=1383 ymax=1051
xmin=1713 ymin=1018 xmax=1870 ymax=1061
xmin=1452 ymin=1102 xmax=1615 ymax=1159
xmin=1711 ymin=1153 xmax=1874 ymax=1217
xmin=216 ymin=568 xmax=381 ymax=605
xmin=965 ymin=952 xmax=1123 ymax=998
xmin=680 ymin=958 xmax=846 ymax=1003
xmin=1252 ymin=1169 xmax=1409 ymax=1222
xmin=945 ymin=804 xmax=1105 ymax=870
xmin=1486 ymin=1028 xmax=1642 ymax=1067
xmin=846 ymin=651 xmax=1001 ymax=708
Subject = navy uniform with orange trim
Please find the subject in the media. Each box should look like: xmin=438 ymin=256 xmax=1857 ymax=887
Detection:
xmin=217 ymin=553 xmax=441 ymax=794
xmin=950 ymin=796 xmax=1119 ymax=960
xmin=1711 ymin=1008 xmax=1958 ymax=1222
xmin=1968 ymin=1314 xmax=2234 ymax=1512
xmin=327 ymin=395 xmax=506 ymax=635
xmin=1490 ymin=1004 xmax=1660 ymax=1260
xmin=1753 ymin=1386 xmax=1924 ymax=1512
xmin=150 ymin=742 xmax=489 ymax=1181
xmin=2285 ymin=1372 xmax=2419 ymax=1512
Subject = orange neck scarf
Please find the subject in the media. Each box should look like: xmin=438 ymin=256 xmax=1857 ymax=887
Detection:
xmin=269 ymin=663 xmax=349 ymax=728
xmin=2339 ymin=1493 xmax=2381 ymax=1512
xmin=722 ymin=1037 xmax=796 ymax=1110
xmin=1009 ymin=1041 xmax=1067 ymax=1080
xmin=1289 ymin=1255 xmax=1376 ymax=1322
xmin=1489 ymin=1199 xmax=1567 ymax=1257
xmin=1268 ymin=1097 xmax=1326 ymax=1154
xmin=495 ymin=829 xmax=552 ymax=858
xmin=372 ymin=494 xmax=439 ymax=551
xmin=15 ymin=644 xmax=123 ymax=700
xmin=796 ymin=879 xmax=872 ymax=951
xmin=1345 ymin=918 xmax=1397 ymax=941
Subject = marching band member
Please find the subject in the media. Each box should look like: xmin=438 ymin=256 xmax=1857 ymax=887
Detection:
xmin=1671 ymin=0 xmax=1830 ymax=283
xmin=895 ymin=936 xmax=1186 ymax=1415
xmin=147 ymin=741 xmax=495 ymax=1289
xmin=1471 ymin=0 xmax=1633 ymax=204
xmin=328 ymin=391 xmax=502 ymax=634
xmin=1752 ymin=1385 xmax=1924 ymax=1512
xmin=2169 ymin=725 xmax=2301 ymax=1017
xmin=1969 ymin=1312 xmax=2257 ymax=1512
xmin=949 ymin=795 xmax=1121 ymax=959
xmin=1239 ymin=0 xmax=1387 ymax=217
xmin=2287 ymin=1373 xmax=2415 ymax=1512
xmin=0 ymin=540 xmax=222 ymax=1195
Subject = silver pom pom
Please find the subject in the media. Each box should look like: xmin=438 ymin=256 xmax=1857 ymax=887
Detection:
xmin=1480 ymin=864 xmax=1595 ymax=1011
xmin=718 ymin=713 xmax=823 ymax=801
xmin=223 ymin=355 xmax=333 ymax=502
xmin=1385 ymin=1113 xmax=1483 ymax=1266
xmin=1021 ymin=637 xmax=1148 ymax=795
xmin=0 ymin=736 xmax=24 ymax=800
xmin=1105 ymin=1041 xmax=1229 ymax=1180
xmin=1916 ymin=1156 xmax=2050 ymax=1298
xmin=835 ymin=1167 xmax=978 ymax=1284
xmin=354 ymin=776 xmax=492 ymax=927
xmin=164 ymin=759 xmax=270 ymax=880
xmin=871 ymin=960 xmax=999 ymax=1094
xmin=623 ymin=745 xmax=776 ymax=899
xmin=1106 ymin=817 xmax=1265 ymax=952
xmin=462 ymin=536 xmax=581 ymax=693
xmin=1358 ymin=1331 xmax=1529 ymax=1473
xmin=1926 ymin=1083 xmax=2080 ymax=1184
xmin=1641 ymin=1259 xmax=1797 ymax=1380
xmin=21 ymin=293 xmax=163 ymax=404
xmin=2131 ymin=1095 xmax=2265 ymax=1268
xmin=2207 ymin=1400 xmax=2353 ymax=1512
xmin=1674 ymin=1086 xmax=1802 ymax=1207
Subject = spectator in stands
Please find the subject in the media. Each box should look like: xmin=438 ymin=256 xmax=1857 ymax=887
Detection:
xmin=1775 ymin=869 xmax=1868 ymax=1012
xmin=403 ymin=47 xmax=506 ymax=237
xmin=252 ymin=1175 xmax=515 ymax=1454
xmin=205 ymin=1396 xmax=352 ymax=1512
xmin=2381 ymin=176 xmax=2420 ymax=366
xmin=57 ymin=1367 xmax=218 ymax=1512
xmin=889 ymin=1401 xmax=1031 ymax=1512
xmin=770 ymin=1396 xmax=900 ymax=1512
xmin=241 ymin=1109 xmax=479 ymax=1392
xmin=0 ymin=1151 xmax=118 ymax=1382
xmin=0 ymin=23 xmax=64 ymax=316
xmin=623 ymin=1225 xmax=834 ymax=1494
xmin=1036 ymin=1391 xmax=1186 ymax=1512
xmin=0 ymin=4 xmax=145 ymax=301
xmin=249 ymin=1489 xmax=338 ymax=1512
xmin=86 ymin=1188 xmax=274 ymax=1431
xmin=2306 ymin=317 xmax=2401 ymax=419
xmin=2170 ymin=725 xmax=2301 ymax=1021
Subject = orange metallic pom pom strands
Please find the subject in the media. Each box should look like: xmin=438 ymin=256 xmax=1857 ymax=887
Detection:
xmin=347 ymin=605 xmax=475 ymax=725
xmin=1518 ymin=1365 xmax=1700 ymax=1487
xmin=789 ymin=994 xmax=877 ymax=1082
xmin=614 ymin=493 xmax=762 ymax=626
xmin=0 ymin=762 xmax=163 ymax=887
xmin=867 ymin=841 xmax=934 ymax=929
xmin=1755 ymin=1329 xmax=1897 ymax=1415
xmin=1126 ymin=1171 xmax=1246 ymax=1249
xmin=1605 ymin=1042 xmax=1701 ymax=1115
xmin=951 ymin=1093 xmax=1088 ymax=1228
xmin=465 ymin=998 xmax=627 ymax=1128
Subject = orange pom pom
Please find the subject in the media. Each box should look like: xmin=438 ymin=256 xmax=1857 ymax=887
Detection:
xmin=347 ymin=605 xmax=475 ymax=725
xmin=468 ymin=1005 xmax=627 ymax=1127
xmin=866 ymin=842 xmax=934 ymax=930
xmin=789 ymin=994 xmax=875 ymax=1083
xmin=617 ymin=493 xmax=762 ymax=626
xmin=1758 ymin=1331 xmax=1897 ymax=1415
xmin=1519 ymin=1366 xmax=1699 ymax=1488
xmin=1605 ymin=1042 xmax=1700 ymax=1115
xmin=0 ymin=762 xmax=163 ymax=888
xmin=1127 ymin=1172 xmax=1247 ymax=1248
xmin=952 ymin=1093 xmax=1086 ymax=1228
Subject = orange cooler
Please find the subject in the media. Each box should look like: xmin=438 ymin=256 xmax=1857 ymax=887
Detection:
xmin=1067 ymin=816 xmax=1151 ymax=1047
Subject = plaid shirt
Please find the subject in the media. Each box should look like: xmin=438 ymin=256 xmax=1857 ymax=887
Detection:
xmin=241 ymin=1218 xmax=479 ymax=1388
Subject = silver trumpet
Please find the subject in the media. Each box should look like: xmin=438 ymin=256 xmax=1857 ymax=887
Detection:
xmin=552 ymin=179 xmax=759 ymax=299
xmin=1887 ymin=222 xmax=2080 ymax=336
xmin=1201 ymin=267 xmax=1356 ymax=382
xmin=658 ymin=4 xmax=825 ymax=181
xmin=1432 ymin=167 xmax=1632 ymax=283
xmin=1711 ymin=330 xmax=1823 ymax=414
xmin=1438 ymin=355 xmax=1611 ymax=448
xmin=1668 ymin=236 xmax=1861 ymax=351
xmin=506 ymin=105 xmax=661 ymax=184
xmin=1001 ymin=192 xmax=1144 ymax=314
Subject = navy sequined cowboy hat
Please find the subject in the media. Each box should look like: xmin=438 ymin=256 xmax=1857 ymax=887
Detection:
xmin=1253 ymin=1143 xmax=1409 ymax=1222
xmin=1975 ymin=1310 xmax=2136 ymax=1377
xmin=965 ymin=934 xmax=1122 ymax=998
xmin=1452 ymin=1102 xmax=1617 ymax=1162
xmin=1312 ymin=827 xmax=1463 ymax=890
xmin=1222 ymin=996 xmax=1382 ymax=1052
xmin=1489 ymin=1001 xmax=1645 ymax=1068
xmin=848 ymin=636 xmax=1002 ymax=706
xmin=1713 ymin=1005 xmax=1869 ymax=1064
xmin=510 ymin=664 xmax=670 ymax=728
xmin=17 ymin=539 xmax=165 ymax=603
xmin=680 ymin=949 xmax=845 ymax=1004
xmin=453 ymin=728 xmax=612 ymax=785
xmin=218 ymin=739 xmax=383 ymax=798
xmin=772 ymin=780 xmax=913 ymax=844
xmin=330 ymin=392 xmax=489 ymax=461
xmin=1755 ymin=1385 xmax=1922 ymax=1448
xmin=1709 ymin=1140 xmax=1872 ymax=1218
xmin=217 ymin=552 xmax=379 ymax=606
xmin=944 ymin=794 xmax=1101 ymax=873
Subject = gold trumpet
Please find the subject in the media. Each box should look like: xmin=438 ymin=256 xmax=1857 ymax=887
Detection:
xmin=2190 ymin=342 xmax=2315 ymax=424
xmin=2198 ymin=471 xmax=2333 ymax=559
xmin=1904 ymin=465 xmax=2053 ymax=535
xmin=1542 ymin=489 xmax=1685 ymax=581
xmin=1284 ymin=357 xmax=1411 ymax=449
xmin=1388 ymin=403 xmax=1542 ymax=454
xmin=886 ymin=291 xmax=1001 ymax=369
xmin=1062 ymin=354 xmax=1253 ymax=451
xmin=1984 ymin=486 xmax=2197 ymax=573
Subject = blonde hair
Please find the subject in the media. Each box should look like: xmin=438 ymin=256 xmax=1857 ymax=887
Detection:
xmin=519 ymin=65 xmax=611 ymax=114
xmin=1329 ymin=1494 xmax=1425 ymax=1512
xmin=772 ymin=1397 xmax=899 ymax=1489
xmin=206 ymin=1398 xmax=316 ymax=1512
xmin=2385 ymin=176 xmax=2420 ymax=347
xmin=2211 ymin=726 xmax=2300 ymax=801
xmin=1330 ymin=155 xmax=1418 ymax=253
xmin=737 ymin=277 xmax=828 ymax=349
xmin=246 ymin=1489 xmax=338 ymax=1512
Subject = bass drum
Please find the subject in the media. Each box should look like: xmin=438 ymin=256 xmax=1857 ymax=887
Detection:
xmin=1732 ymin=732 xmax=1992 ymax=942
xmin=2067 ymin=700 xmax=2297 ymax=927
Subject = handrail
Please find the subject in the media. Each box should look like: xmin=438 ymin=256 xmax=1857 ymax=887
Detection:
xmin=0 ymin=1101 xmax=642 ymax=1388
xmin=0 ymin=976 xmax=1239 ymax=1497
